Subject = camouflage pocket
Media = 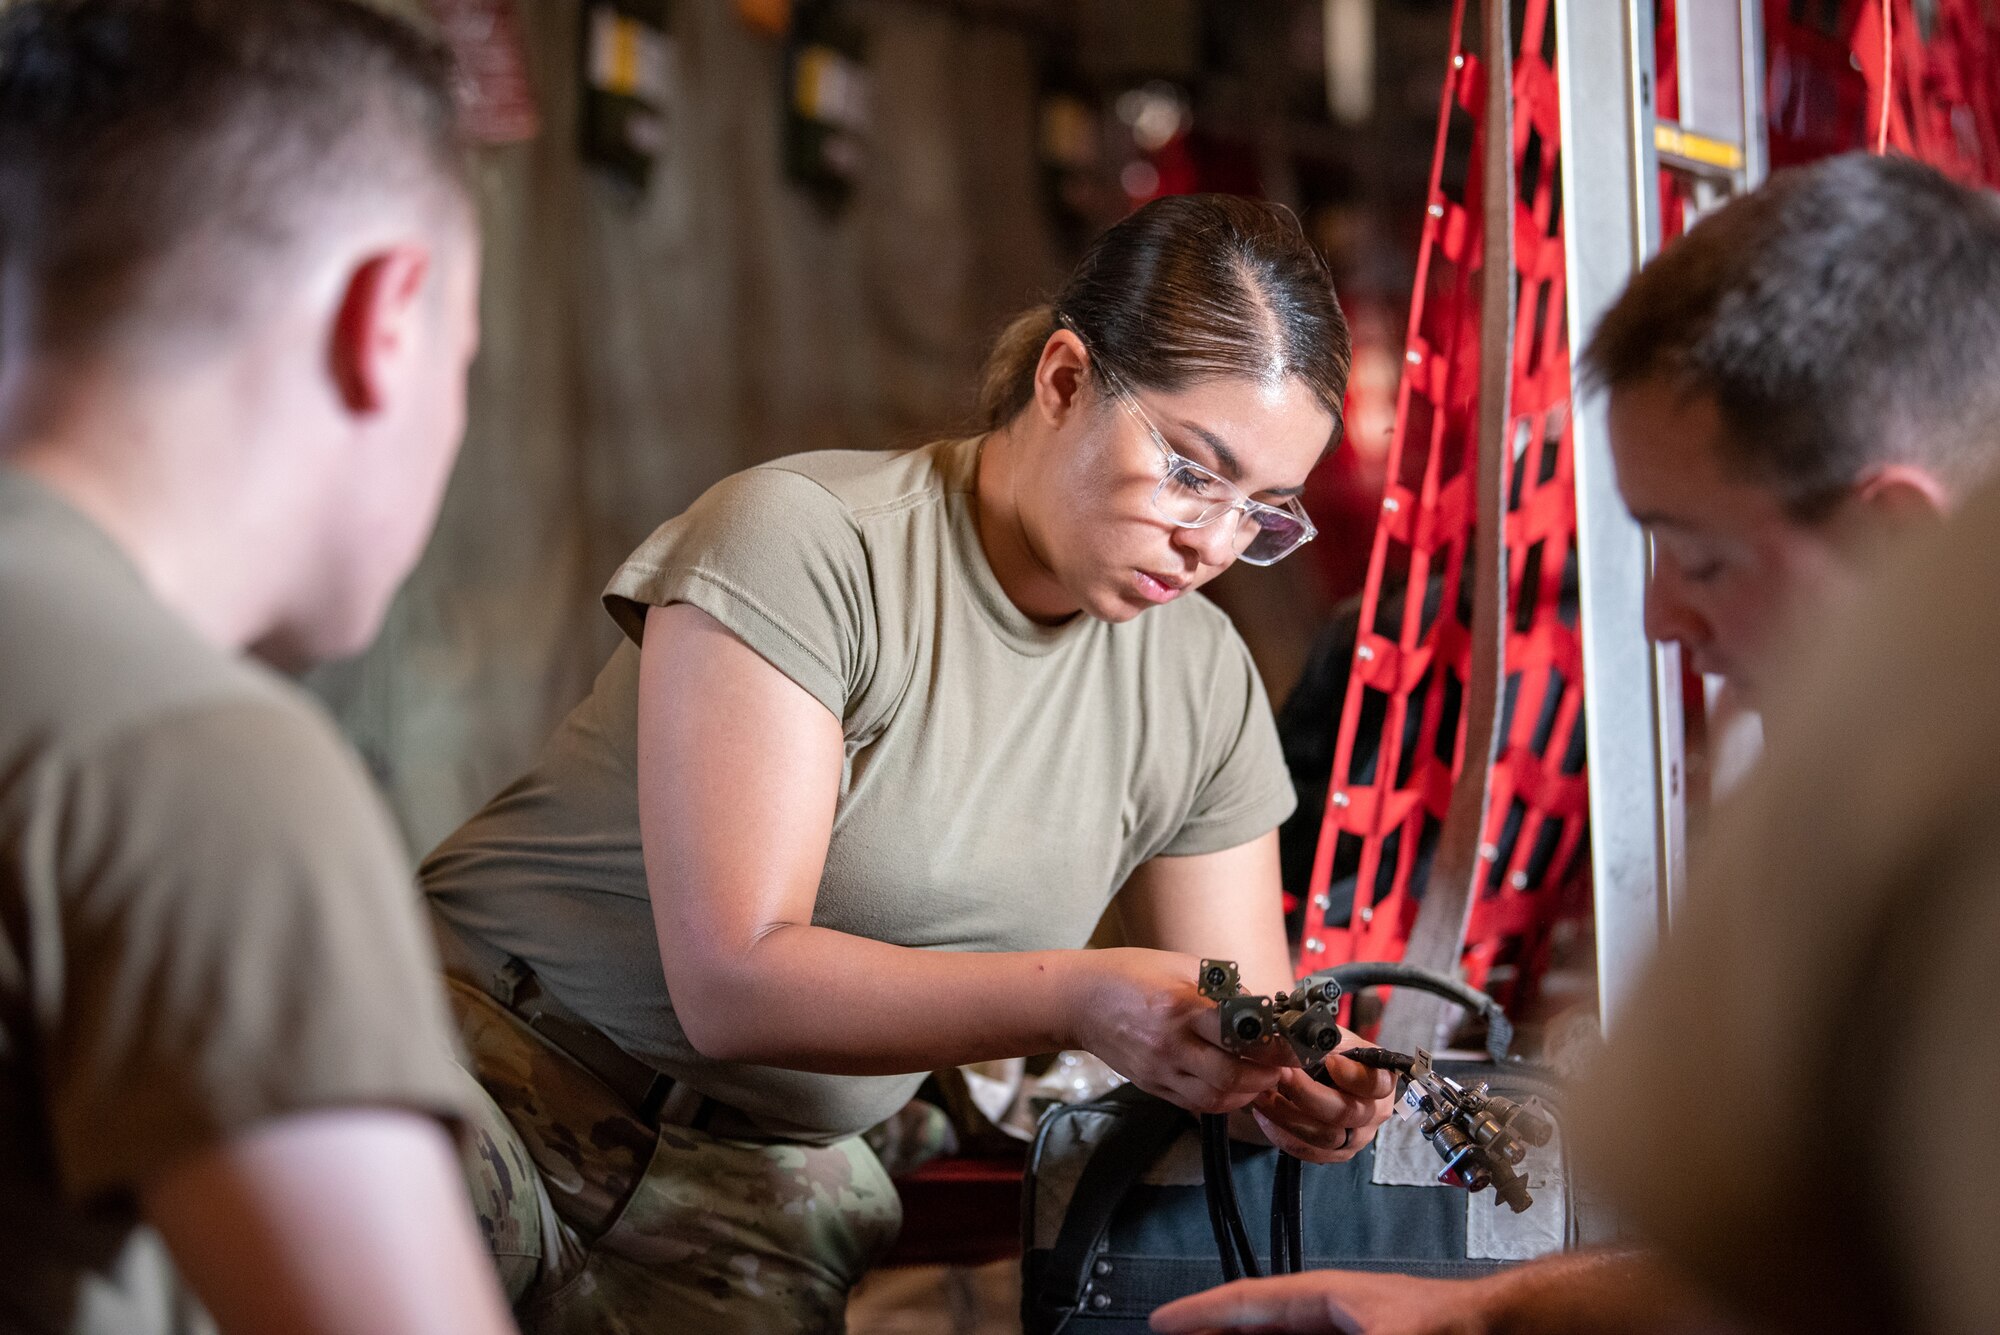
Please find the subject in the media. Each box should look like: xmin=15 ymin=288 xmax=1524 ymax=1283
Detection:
xmin=448 ymin=978 xmax=659 ymax=1241
xmin=451 ymin=1058 xmax=566 ymax=1303
xmin=541 ymin=1124 xmax=904 ymax=1335
xmin=447 ymin=979 xmax=906 ymax=1334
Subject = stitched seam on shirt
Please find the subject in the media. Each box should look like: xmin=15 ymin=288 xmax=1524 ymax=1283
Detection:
xmin=1171 ymin=779 xmax=1297 ymax=833
xmin=1158 ymin=783 xmax=1296 ymax=859
xmin=847 ymin=490 xmax=940 ymax=525
xmin=760 ymin=463 xmax=938 ymax=527
xmin=671 ymin=565 xmax=846 ymax=691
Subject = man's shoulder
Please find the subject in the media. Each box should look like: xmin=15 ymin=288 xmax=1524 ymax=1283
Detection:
xmin=0 ymin=487 xmax=321 ymax=786
xmin=72 ymin=689 xmax=391 ymax=862
xmin=0 ymin=575 xmax=287 ymax=750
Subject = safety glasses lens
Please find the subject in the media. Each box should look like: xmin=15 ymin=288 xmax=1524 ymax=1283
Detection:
xmin=1240 ymin=510 xmax=1309 ymax=564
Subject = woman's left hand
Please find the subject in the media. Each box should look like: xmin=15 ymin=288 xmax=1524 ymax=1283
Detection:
xmin=1233 ymin=1037 xmax=1396 ymax=1164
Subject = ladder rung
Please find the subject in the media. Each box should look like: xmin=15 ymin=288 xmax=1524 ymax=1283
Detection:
xmin=1654 ymin=122 xmax=1745 ymax=174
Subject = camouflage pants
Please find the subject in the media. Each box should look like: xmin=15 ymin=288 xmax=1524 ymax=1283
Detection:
xmin=447 ymin=979 xmax=904 ymax=1335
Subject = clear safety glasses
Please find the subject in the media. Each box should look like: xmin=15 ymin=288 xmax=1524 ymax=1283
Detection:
xmin=1063 ymin=317 xmax=1318 ymax=567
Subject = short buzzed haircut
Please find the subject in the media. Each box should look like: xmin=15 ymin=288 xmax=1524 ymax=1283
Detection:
xmin=1583 ymin=152 xmax=2000 ymax=518
xmin=0 ymin=0 xmax=467 ymax=360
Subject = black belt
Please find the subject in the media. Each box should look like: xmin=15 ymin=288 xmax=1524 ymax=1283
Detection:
xmin=434 ymin=917 xmax=726 ymax=1133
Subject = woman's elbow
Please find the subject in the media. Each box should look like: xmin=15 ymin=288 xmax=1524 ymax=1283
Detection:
xmin=665 ymin=968 xmax=771 ymax=1063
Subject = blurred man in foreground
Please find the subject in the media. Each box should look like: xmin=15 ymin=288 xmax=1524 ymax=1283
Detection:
xmin=0 ymin=1 xmax=514 ymax=1331
xmin=1152 ymin=152 xmax=2000 ymax=1335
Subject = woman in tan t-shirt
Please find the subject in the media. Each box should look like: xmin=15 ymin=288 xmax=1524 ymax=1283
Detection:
xmin=427 ymin=194 xmax=1396 ymax=1333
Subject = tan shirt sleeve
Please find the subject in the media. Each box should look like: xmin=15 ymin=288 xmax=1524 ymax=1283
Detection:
xmin=602 ymin=466 xmax=876 ymax=721
xmin=47 ymin=696 xmax=467 ymax=1204
xmin=1158 ymin=632 xmax=1297 ymax=857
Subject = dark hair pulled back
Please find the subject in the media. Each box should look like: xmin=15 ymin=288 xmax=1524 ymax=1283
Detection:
xmin=977 ymin=194 xmax=1352 ymax=435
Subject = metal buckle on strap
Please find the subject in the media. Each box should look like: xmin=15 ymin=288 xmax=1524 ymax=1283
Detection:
xmin=494 ymin=955 xmax=535 ymax=1009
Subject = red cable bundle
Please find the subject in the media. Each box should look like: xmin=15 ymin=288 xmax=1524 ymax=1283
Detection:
xmin=1851 ymin=0 xmax=2000 ymax=186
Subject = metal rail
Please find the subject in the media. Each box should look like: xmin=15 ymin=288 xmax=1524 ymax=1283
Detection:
xmin=1554 ymin=0 xmax=1766 ymax=1031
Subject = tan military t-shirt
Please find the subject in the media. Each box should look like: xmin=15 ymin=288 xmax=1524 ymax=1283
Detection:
xmin=425 ymin=436 xmax=1296 ymax=1140
xmin=0 ymin=470 xmax=469 ymax=1335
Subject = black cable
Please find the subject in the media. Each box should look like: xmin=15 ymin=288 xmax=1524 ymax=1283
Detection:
xmin=1201 ymin=1113 xmax=1261 ymax=1280
xmin=1283 ymin=1155 xmax=1303 ymax=1273
xmin=1284 ymin=1153 xmax=1304 ymax=1272
xmin=1202 ymin=1036 xmax=1421 ymax=1285
xmin=1216 ymin=1134 xmax=1260 ymax=1278
xmin=1268 ymin=1153 xmax=1289 ymax=1275
xmin=1269 ymin=1153 xmax=1304 ymax=1274
xmin=1200 ymin=1114 xmax=1240 ymax=1282
xmin=1340 ymin=1046 xmax=1416 ymax=1076
xmin=1201 ymin=1036 xmax=1426 ymax=1285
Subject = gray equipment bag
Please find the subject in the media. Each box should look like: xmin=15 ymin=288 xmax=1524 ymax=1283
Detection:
xmin=1019 ymin=964 xmax=1592 ymax=1335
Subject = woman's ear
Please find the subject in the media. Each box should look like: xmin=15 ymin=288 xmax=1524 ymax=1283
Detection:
xmin=1031 ymin=327 xmax=1093 ymax=428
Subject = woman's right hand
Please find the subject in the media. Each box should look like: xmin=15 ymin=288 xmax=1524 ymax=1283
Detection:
xmin=1069 ymin=948 xmax=1283 ymax=1114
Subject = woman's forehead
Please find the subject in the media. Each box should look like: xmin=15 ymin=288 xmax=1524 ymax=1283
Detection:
xmin=1144 ymin=376 xmax=1331 ymax=482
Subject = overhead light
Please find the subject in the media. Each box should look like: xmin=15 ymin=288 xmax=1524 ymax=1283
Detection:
xmin=1325 ymin=0 xmax=1375 ymax=126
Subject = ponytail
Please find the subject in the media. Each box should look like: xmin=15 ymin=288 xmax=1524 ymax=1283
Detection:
xmin=977 ymin=304 xmax=1058 ymax=430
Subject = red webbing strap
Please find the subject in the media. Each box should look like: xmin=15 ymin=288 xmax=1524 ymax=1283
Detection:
xmin=1379 ymin=0 xmax=1514 ymax=1054
xmin=1299 ymin=0 xmax=1475 ymax=982
xmin=1298 ymin=0 xmax=1590 ymax=1019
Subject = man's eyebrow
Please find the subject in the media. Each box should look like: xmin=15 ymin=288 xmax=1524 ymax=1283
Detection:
xmin=1628 ymin=509 xmax=1696 ymax=532
xmin=1169 ymin=415 xmax=1308 ymax=498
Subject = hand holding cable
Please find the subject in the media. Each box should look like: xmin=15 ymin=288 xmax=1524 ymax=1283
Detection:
xmin=1200 ymin=962 xmax=1395 ymax=1165
xmin=1070 ymin=948 xmax=1284 ymax=1115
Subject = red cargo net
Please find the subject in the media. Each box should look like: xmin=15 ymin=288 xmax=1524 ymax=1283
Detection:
xmin=1295 ymin=0 xmax=1589 ymax=1014
xmin=1851 ymin=0 xmax=2000 ymax=187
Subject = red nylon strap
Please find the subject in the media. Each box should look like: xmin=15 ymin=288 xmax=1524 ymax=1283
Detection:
xmin=1297 ymin=0 xmax=1589 ymax=1017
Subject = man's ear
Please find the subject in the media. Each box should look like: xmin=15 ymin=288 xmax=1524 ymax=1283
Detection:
xmin=329 ymin=245 xmax=432 ymax=415
xmin=1849 ymin=463 xmax=1951 ymax=539
xmin=1031 ymin=327 xmax=1092 ymax=428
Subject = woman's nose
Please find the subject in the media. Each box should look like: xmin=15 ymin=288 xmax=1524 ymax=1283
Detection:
xmin=1173 ymin=511 xmax=1246 ymax=568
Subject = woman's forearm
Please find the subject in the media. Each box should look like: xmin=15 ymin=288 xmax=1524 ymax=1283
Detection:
xmin=666 ymin=923 xmax=1095 ymax=1073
